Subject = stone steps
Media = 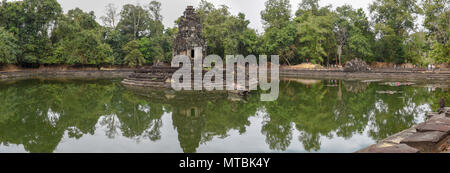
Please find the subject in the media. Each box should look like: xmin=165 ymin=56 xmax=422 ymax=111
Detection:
xmin=357 ymin=107 xmax=450 ymax=153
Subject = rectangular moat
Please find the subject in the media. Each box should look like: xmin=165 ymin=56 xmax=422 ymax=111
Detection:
xmin=0 ymin=77 xmax=448 ymax=153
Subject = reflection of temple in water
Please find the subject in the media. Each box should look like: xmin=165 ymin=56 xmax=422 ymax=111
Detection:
xmin=180 ymin=107 xmax=202 ymax=117
xmin=126 ymin=86 xmax=243 ymax=152
xmin=171 ymin=108 xmax=206 ymax=153
xmin=343 ymin=81 xmax=369 ymax=93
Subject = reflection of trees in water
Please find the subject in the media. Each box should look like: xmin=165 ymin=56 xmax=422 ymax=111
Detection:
xmin=0 ymin=79 xmax=448 ymax=153
xmin=366 ymin=85 xmax=448 ymax=141
xmin=261 ymin=80 xmax=448 ymax=152
xmin=0 ymin=79 xmax=166 ymax=152
xmin=334 ymin=81 xmax=374 ymax=138
xmin=99 ymin=115 xmax=121 ymax=139
xmin=0 ymin=79 xmax=261 ymax=153
xmin=298 ymin=132 xmax=321 ymax=152
xmin=165 ymin=92 xmax=260 ymax=153
xmin=0 ymin=80 xmax=109 ymax=152
xmin=100 ymin=86 xmax=166 ymax=142
xmin=261 ymin=113 xmax=292 ymax=151
xmin=263 ymin=81 xmax=343 ymax=151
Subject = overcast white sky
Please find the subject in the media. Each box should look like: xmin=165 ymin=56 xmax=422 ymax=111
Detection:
xmin=56 ymin=0 xmax=374 ymax=32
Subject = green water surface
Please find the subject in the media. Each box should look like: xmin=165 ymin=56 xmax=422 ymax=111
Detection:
xmin=0 ymin=78 xmax=448 ymax=153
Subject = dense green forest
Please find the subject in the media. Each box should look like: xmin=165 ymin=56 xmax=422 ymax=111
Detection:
xmin=0 ymin=0 xmax=448 ymax=67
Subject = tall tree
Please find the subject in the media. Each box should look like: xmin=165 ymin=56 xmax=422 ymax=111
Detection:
xmin=101 ymin=3 xmax=124 ymax=64
xmin=197 ymin=2 xmax=260 ymax=57
xmin=147 ymin=1 xmax=164 ymax=37
xmin=100 ymin=3 xmax=119 ymax=29
xmin=406 ymin=31 xmax=427 ymax=65
xmin=261 ymin=0 xmax=294 ymax=64
xmin=261 ymin=0 xmax=292 ymax=29
xmin=49 ymin=8 xmax=113 ymax=65
xmin=423 ymin=0 xmax=450 ymax=63
xmin=138 ymin=27 xmax=175 ymax=64
xmin=1 ymin=0 xmax=62 ymax=65
xmin=263 ymin=22 xmax=297 ymax=65
xmin=294 ymin=10 xmax=336 ymax=64
xmin=0 ymin=27 xmax=18 ymax=64
xmin=52 ymin=30 xmax=113 ymax=65
xmin=123 ymin=40 xmax=145 ymax=67
xmin=135 ymin=1 xmax=172 ymax=64
xmin=0 ymin=0 xmax=5 ymax=27
xmin=335 ymin=6 xmax=374 ymax=64
xmin=117 ymin=4 xmax=151 ymax=41
xmin=335 ymin=5 xmax=351 ymax=65
xmin=138 ymin=37 xmax=163 ymax=63
xmin=370 ymin=0 xmax=422 ymax=63
xmin=296 ymin=0 xmax=320 ymax=16
xmin=104 ymin=29 xmax=124 ymax=65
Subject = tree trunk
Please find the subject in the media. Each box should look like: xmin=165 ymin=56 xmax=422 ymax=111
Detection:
xmin=283 ymin=56 xmax=291 ymax=66
xmin=133 ymin=9 xmax=136 ymax=40
xmin=337 ymin=44 xmax=343 ymax=66
xmin=132 ymin=7 xmax=141 ymax=40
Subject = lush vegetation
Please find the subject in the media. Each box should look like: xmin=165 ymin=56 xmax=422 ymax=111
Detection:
xmin=0 ymin=0 xmax=448 ymax=67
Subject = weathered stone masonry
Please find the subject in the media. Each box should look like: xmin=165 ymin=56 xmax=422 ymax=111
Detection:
xmin=357 ymin=107 xmax=450 ymax=153
xmin=173 ymin=6 xmax=207 ymax=59
xmin=123 ymin=6 xmax=208 ymax=89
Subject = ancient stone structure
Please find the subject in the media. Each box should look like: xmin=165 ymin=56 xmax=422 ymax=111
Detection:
xmin=122 ymin=6 xmax=207 ymax=90
xmin=122 ymin=67 xmax=179 ymax=88
xmin=344 ymin=58 xmax=371 ymax=72
xmin=122 ymin=66 xmax=253 ymax=97
xmin=173 ymin=6 xmax=207 ymax=59
xmin=357 ymin=107 xmax=450 ymax=153
xmin=122 ymin=6 xmax=252 ymax=96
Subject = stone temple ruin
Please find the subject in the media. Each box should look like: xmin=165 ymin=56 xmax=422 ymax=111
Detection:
xmin=173 ymin=6 xmax=207 ymax=60
xmin=122 ymin=6 xmax=252 ymax=96
xmin=123 ymin=6 xmax=207 ymax=89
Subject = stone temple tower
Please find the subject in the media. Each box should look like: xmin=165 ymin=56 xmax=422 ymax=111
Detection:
xmin=173 ymin=6 xmax=207 ymax=59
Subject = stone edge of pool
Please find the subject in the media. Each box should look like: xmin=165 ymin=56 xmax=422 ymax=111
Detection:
xmin=0 ymin=70 xmax=134 ymax=80
xmin=356 ymin=107 xmax=450 ymax=153
xmin=279 ymin=69 xmax=450 ymax=81
xmin=0 ymin=69 xmax=449 ymax=153
xmin=1 ymin=68 xmax=450 ymax=81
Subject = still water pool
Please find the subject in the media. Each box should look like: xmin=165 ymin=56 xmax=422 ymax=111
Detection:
xmin=0 ymin=78 xmax=448 ymax=153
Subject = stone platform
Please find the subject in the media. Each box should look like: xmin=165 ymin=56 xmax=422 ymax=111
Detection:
xmin=121 ymin=66 xmax=255 ymax=96
xmin=356 ymin=107 xmax=450 ymax=153
xmin=122 ymin=67 xmax=179 ymax=88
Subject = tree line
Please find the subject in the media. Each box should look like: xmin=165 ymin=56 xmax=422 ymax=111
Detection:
xmin=0 ymin=0 xmax=173 ymax=67
xmin=258 ymin=0 xmax=449 ymax=65
xmin=0 ymin=0 xmax=448 ymax=68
